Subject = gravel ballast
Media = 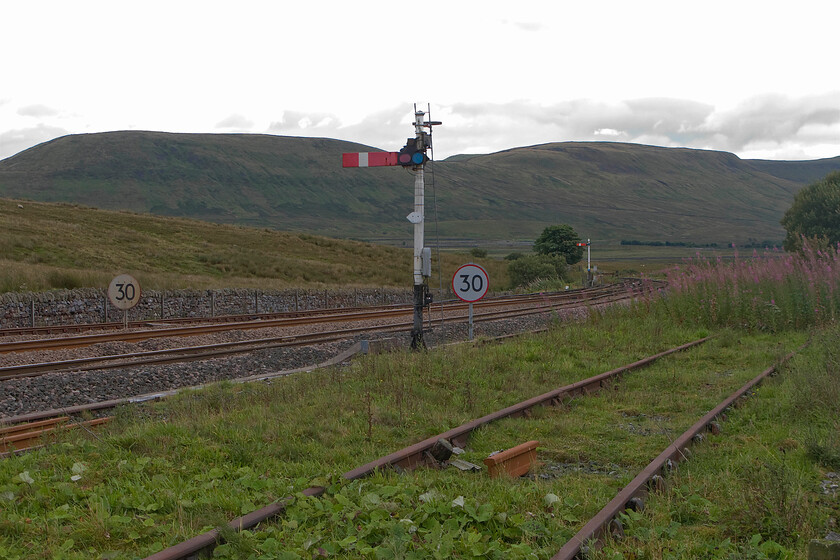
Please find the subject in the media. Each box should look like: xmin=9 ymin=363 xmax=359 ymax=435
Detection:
xmin=1 ymin=311 xmax=571 ymax=419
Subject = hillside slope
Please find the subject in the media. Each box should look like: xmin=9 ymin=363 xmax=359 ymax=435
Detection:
xmin=744 ymin=156 xmax=840 ymax=184
xmin=1 ymin=132 xmax=837 ymax=244
xmin=0 ymin=198 xmax=509 ymax=292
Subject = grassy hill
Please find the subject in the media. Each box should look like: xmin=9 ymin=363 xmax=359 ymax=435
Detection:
xmin=1 ymin=132 xmax=838 ymax=245
xmin=0 ymin=198 xmax=509 ymax=293
xmin=744 ymin=155 xmax=840 ymax=184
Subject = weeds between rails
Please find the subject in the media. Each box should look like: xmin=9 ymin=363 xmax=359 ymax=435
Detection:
xmin=0 ymin=319 xmax=813 ymax=559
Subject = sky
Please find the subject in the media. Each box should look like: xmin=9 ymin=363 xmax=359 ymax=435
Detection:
xmin=1 ymin=1 xmax=838 ymax=163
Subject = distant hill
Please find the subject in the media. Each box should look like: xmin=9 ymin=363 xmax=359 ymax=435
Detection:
xmin=744 ymin=156 xmax=840 ymax=184
xmin=1 ymin=132 xmax=838 ymax=245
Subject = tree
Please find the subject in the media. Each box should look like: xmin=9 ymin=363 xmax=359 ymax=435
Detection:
xmin=781 ymin=171 xmax=840 ymax=252
xmin=534 ymin=224 xmax=584 ymax=265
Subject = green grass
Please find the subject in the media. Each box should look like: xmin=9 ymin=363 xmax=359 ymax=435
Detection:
xmin=596 ymin=329 xmax=840 ymax=559
xmin=0 ymin=309 xmax=815 ymax=559
xmin=2 ymin=244 xmax=839 ymax=558
xmin=0 ymin=198 xmax=510 ymax=293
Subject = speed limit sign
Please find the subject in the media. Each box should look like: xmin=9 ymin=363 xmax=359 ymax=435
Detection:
xmin=452 ymin=264 xmax=489 ymax=302
xmin=108 ymin=274 xmax=141 ymax=310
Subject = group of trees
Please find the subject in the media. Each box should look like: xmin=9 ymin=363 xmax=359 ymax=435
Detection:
xmin=507 ymin=224 xmax=584 ymax=289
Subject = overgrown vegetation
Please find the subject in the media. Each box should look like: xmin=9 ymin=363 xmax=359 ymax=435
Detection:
xmin=655 ymin=241 xmax=840 ymax=332
xmin=599 ymin=325 xmax=840 ymax=559
xmin=2 ymin=240 xmax=839 ymax=558
xmin=505 ymin=224 xmax=581 ymax=289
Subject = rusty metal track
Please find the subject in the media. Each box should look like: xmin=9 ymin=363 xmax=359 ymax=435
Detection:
xmin=342 ymin=336 xmax=707 ymax=478
xmin=0 ymin=288 xmax=637 ymax=380
xmin=0 ymin=416 xmax=111 ymax=456
xmin=0 ymin=282 xmax=644 ymax=354
xmin=0 ymin=283 xmax=652 ymax=339
xmin=550 ymin=349 xmax=798 ymax=560
xmin=143 ymin=336 xmax=707 ymax=560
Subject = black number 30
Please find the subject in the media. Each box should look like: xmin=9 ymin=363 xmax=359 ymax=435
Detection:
xmin=459 ymin=274 xmax=483 ymax=292
xmin=115 ymin=282 xmax=136 ymax=301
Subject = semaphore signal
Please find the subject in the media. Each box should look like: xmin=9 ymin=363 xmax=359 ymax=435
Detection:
xmin=341 ymin=151 xmax=400 ymax=168
xmin=342 ymin=105 xmax=442 ymax=349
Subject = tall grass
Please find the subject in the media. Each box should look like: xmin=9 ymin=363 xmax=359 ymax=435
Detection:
xmin=654 ymin=241 xmax=840 ymax=331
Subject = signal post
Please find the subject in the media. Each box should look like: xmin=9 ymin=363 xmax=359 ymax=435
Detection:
xmin=342 ymin=107 xmax=441 ymax=349
xmin=577 ymin=239 xmax=592 ymax=287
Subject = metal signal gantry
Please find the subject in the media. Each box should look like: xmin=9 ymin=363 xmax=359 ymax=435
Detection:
xmin=342 ymin=106 xmax=441 ymax=349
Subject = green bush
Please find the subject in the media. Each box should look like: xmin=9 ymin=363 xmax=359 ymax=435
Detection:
xmin=507 ymin=254 xmax=567 ymax=288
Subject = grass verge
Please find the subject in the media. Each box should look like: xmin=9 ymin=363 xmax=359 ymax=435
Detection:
xmin=0 ymin=308 xmax=817 ymax=559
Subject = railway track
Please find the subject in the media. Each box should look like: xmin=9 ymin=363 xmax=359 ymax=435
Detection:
xmin=0 ymin=282 xmax=646 ymax=380
xmin=142 ymin=337 xmax=709 ymax=560
xmin=0 ymin=281 xmax=656 ymax=456
xmin=0 ymin=415 xmax=110 ymax=457
xmin=0 ymin=282 xmax=651 ymax=451
xmin=140 ymin=338 xmax=798 ymax=560
xmin=0 ymin=281 xmax=649 ymax=352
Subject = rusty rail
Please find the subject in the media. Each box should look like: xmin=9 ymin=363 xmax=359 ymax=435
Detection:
xmin=0 ymin=282 xmax=642 ymax=355
xmin=0 ymin=282 xmax=650 ymax=339
xmin=0 ymin=288 xmax=637 ymax=380
xmin=550 ymin=349 xmax=798 ymax=560
xmin=0 ymin=416 xmax=111 ymax=456
xmin=144 ymin=336 xmax=706 ymax=560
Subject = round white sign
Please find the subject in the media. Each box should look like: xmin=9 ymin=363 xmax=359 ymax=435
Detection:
xmin=108 ymin=274 xmax=141 ymax=310
xmin=452 ymin=263 xmax=489 ymax=302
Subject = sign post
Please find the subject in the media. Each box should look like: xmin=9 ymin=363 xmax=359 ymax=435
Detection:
xmin=452 ymin=263 xmax=490 ymax=340
xmin=577 ymin=239 xmax=592 ymax=286
xmin=342 ymin=106 xmax=441 ymax=349
xmin=108 ymin=274 xmax=141 ymax=329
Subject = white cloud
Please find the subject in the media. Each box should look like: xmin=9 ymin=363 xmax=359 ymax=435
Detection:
xmin=215 ymin=114 xmax=255 ymax=130
xmin=0 ymin=125 xmax=69 ymax=158
xmin=17 ymin=104 xmax=60 ymax=118
xmin=0 ymin=2 xmax=838 ymax=162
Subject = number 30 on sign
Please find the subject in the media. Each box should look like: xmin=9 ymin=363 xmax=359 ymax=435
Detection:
xmin=108 ymin=274 xmax=141 ymax=310
xmin=452 ymin=264 xmax=489 ymax=303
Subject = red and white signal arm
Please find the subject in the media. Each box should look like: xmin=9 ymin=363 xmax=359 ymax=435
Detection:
xmin=452 ymin=264 xmax=489 ymax=302
xmin=342 ymin=152 xmax=400 ymax=168
xmin=576 ymin=242 xmax=588 ymax=247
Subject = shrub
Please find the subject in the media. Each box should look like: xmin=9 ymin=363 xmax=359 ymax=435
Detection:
xmin=655 ymin=240 xmax=840 ymax=332
xmin=507 ymin=254 xmax=567 ymax=288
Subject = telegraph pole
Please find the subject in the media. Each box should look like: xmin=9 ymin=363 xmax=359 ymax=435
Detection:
xmin=342 ymin=106 xmax=441 ymax=349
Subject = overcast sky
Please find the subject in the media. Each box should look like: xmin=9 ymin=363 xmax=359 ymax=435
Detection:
xmin=2 ymin=1 xmax=838 ymax=162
